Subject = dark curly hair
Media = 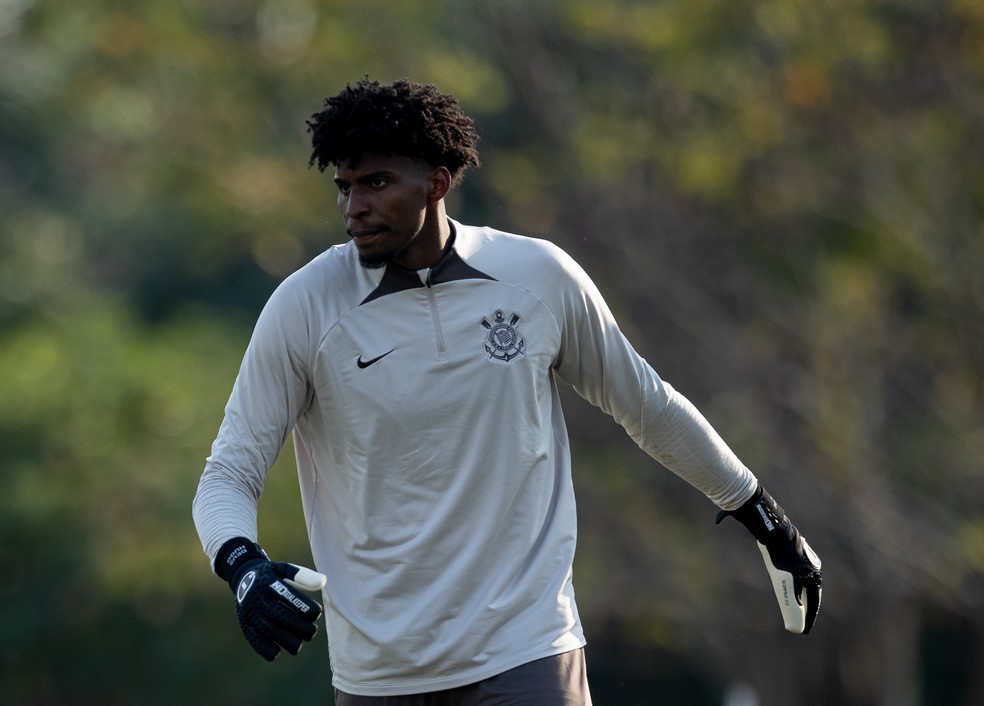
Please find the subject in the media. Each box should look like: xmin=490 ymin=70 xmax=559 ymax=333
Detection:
xmin=306 ymin=78 xmax=481 ymax=186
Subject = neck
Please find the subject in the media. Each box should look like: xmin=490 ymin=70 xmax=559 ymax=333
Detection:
xmin=403 ymin=202 xmax=451 ymax=270
xmin=427 ymin=201 xmax=452 ymax=254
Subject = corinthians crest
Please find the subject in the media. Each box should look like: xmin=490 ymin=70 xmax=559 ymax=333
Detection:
xmin=479 ymin=310 xmax=526 ymax=363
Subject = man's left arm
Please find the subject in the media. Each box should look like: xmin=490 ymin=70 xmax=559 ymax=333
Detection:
xmin=550 ymin=248 xmax=755 ymax=507
xmin=552 ymin=249 xmax=821 ymax=633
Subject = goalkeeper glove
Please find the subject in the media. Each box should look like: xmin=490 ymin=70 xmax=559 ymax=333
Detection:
xmin=215 ymin=537 xmax=326 ymax=661
xmin=716 ymin=485 xmax=822 ymax=634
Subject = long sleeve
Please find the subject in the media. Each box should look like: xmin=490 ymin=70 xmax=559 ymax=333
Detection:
xmin=192 ymin=277 xmax=316 ymax=565
xmin=549 ymin=247 xmax=757 ymax=510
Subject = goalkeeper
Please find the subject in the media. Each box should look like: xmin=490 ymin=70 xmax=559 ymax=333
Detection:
xmin=193 ymin=77 xmax=821 ymax=705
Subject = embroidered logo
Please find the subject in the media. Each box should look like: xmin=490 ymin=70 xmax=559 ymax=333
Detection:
xmin=480 ymin=310 xmax=526 ymax=363
xmin=357 ymin=349 xmax=394 ymax=368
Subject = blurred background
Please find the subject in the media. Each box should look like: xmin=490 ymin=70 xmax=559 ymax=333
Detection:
xmin=1 ymin=0 xmax=983 ymax=704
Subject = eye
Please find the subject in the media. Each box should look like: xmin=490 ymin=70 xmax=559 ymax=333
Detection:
xmin=369 ymin=176 xmax=388 ymax=189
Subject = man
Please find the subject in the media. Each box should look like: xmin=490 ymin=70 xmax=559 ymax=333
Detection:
xmin=193 ymin=78 xmax=822 ymax=705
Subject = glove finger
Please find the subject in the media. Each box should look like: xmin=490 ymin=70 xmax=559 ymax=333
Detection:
xmin=257 ymin=599 xmax=319 ymax=642
xmin=239 ymin=617 xmax=282 ymax=661
xmin=253 ymin=611 xmax=307 ymax=655
xmin=279 ymin=562 xmax=327 ymax=592
xmin=802 ymin=583 xmax=821 ymax=634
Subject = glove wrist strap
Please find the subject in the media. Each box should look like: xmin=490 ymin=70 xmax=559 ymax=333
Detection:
xmin=214 ymin=536 xmax=268 ymax=590
xmin=719 ymin=485 xmax=791 ymax=546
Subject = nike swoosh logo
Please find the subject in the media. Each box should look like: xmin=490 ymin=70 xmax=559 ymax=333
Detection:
xmin=357 ymin=349 xmax=395 ymax=368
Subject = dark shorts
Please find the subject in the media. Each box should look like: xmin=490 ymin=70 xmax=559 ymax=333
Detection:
xmin=333 ymin=648 xmax=593 ymax=706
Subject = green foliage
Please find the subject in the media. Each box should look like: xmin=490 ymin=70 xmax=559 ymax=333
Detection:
xmin=2 ymin=0 xmax=984 ymax=703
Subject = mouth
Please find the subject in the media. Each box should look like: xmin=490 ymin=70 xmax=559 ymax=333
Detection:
xmin=348 ymin=227 xmax=388 ymax=241
xmin=349 ymin=228 xmax=394 ymax=269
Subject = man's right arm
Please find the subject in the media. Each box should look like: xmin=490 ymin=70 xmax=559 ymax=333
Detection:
xmin=192 ymin=461 xmax=264 ymax=565
xmin=192 ymin=280 xmax=315 ymax=568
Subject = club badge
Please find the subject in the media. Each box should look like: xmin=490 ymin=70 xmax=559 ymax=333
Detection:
xmin=480 ymin=310 xmax=526 ymax=363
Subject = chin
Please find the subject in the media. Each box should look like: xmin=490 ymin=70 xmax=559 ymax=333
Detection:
xmin=358 ymin=252 xmax=390 ymax=269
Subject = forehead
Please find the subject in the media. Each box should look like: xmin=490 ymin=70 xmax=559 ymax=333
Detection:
xmin=333 ymin=153 xmax=427 ymax=180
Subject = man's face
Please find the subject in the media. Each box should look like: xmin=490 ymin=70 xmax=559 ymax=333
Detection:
xmin=333 ymin=154 xmax=436 ymax=270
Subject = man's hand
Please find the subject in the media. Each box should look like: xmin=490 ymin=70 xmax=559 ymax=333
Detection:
xmin=716 ymin=486 xmax=822 ymax=634
xmin=215 ymin=537 xmax=327 ymax=661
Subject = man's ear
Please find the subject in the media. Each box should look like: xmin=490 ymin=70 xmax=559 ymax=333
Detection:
xmin=427 ymin=166 xmax=452 ymax=204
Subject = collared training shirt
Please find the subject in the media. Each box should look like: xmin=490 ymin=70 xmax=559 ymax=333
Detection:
xmin=193 ymin=220 xmax=757 ymax=696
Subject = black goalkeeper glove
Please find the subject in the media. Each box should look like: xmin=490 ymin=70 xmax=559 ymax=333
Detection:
xmin=716 ymin=485 xmax=822 ymax=634
xmin=215 ymin=537 xmax=326 ymax=661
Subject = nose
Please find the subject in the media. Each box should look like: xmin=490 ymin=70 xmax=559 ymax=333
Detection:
xmin=340 ymin=188 xmax=369 ymax=222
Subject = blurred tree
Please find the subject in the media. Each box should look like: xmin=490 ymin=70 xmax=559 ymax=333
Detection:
xmin=2 ymin=0 xmax=983 ymax=704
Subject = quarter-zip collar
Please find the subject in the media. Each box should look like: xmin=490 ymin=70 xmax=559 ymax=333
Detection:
xmin=360 ymin=222 xmax=495 ymax=305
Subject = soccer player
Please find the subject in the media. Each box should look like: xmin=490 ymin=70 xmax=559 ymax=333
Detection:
xmin=193 ymin=78 xmax=822 ymax=705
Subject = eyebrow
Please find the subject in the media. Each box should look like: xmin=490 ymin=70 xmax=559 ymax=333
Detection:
xmin=333 ymin=169 xmax=396 ymax=186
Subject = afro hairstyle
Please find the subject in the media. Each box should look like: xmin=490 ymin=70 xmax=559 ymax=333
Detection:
xmin=306 ymin=78 xmax=481 ymax=186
